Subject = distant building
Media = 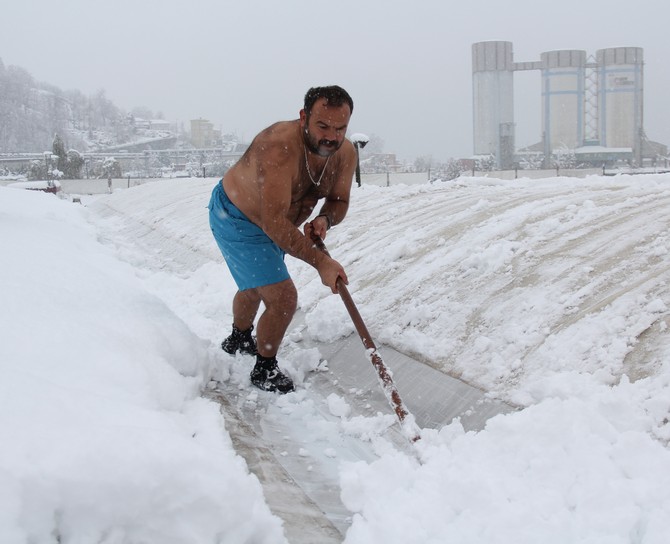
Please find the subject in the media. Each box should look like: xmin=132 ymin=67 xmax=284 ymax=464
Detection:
xmin=360 ymin=153 xmax=400 ymax=173
xmin=131 ymin=117 xmax=175 ymax=134
xmin=190 ymin=119 xmax=221 ymax=148
xmin=472 ymin=41 xmax=666 ymax=168
xmin=149 ymin=119 xmax=175 ymax=132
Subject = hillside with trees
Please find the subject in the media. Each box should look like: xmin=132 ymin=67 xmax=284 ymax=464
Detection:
xmin=0 ymin=57 xmax=170 ymax=154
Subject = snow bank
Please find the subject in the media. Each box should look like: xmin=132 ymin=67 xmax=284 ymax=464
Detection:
xmin=0 ymin=187 xmax=286 ymax=543
xmin=4 ymin=172 xmax=670 ymax=543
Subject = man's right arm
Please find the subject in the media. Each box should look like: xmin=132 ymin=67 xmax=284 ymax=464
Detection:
xmin=256 ymin=143 xmax=347 ymax=291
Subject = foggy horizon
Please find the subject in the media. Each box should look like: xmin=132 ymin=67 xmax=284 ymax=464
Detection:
xmin=1 ymin=0 xmax=668 ymax=162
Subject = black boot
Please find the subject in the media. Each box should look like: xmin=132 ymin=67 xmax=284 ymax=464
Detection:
xmin=221 ymin=325 xmax=257 ymax=356
xmin=250 ymin=355 xmax=295 ymax=394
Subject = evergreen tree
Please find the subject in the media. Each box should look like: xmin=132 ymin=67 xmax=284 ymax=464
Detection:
xmin=52 ymin=133 xmax=67 ymax=173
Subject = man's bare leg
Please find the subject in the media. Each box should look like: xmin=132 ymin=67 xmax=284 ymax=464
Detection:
xmin=220 ymin=289 xmax=262 ymax=355
xmin=232 ymin=288 xmax=261 ymax=331
xmin=255 ymin=279 xmax=298 ymax=357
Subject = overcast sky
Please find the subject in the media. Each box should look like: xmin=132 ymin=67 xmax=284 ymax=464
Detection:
xmin=2 ymin=0 xmax=669 ymax=161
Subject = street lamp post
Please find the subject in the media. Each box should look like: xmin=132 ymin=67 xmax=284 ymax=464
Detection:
xmin=350 ymin=133 xmax=369 ymax=187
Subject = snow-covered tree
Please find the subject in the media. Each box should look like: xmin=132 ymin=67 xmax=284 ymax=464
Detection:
xmin=28 ymin=159 xmax=46 ymax=181
xmin=552 ymin=148 xmax=577 ymax=169
xmin=444 ymin=158 xmax=463 ymax=180
xmin=359 ymin=133 xmax=384 ymax=156
xmin=101 ymin=157 xmax=121 ymax=179
xmin=66 ymin=149 xmax=85 ymax=179
xmin=476 ymin=154 xmax=496 ymax=171
xmin=413 ymin=155 xmax=433 ymax=172
xmin=518 ymin=153 xmax=544 ymax=170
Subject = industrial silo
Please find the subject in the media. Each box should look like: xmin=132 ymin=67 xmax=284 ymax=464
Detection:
xmin=597 ymin=47 xmax=644 ymax=161
xmin=472 ymin=41 xmax=515 ymax=168
xmin=540 ymin=50 xmax=586 ymax=156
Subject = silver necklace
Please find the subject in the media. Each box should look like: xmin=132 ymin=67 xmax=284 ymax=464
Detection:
xmin=304 ymin=146 xmax=330 ymax=187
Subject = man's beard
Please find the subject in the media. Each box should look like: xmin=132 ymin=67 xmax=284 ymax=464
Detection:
xmin=304 ymin=127 xmax=342 ymax=157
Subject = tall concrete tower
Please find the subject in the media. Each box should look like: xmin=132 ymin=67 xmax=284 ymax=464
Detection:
xmin=472 ymin=41 xmax=515 ymax=168
xmin=541 ymin=50 xmax=586 ymax=157
xmin=472 ymin=42 xmax=650 ymax=167
xmin=597 ymin=47 xmax=644 ymax=164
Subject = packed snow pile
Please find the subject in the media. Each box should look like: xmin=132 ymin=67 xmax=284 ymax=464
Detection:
xmin=0 ymin=187 xmax=285 ymax=543
xmin=2 ymin=173 xmax=670 ymax=543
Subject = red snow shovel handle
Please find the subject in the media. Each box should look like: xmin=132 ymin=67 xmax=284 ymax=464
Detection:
xmin=312 ymin=236 xmax=421 ymax=442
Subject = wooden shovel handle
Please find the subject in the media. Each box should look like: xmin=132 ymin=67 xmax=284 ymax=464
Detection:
xmin=312 ymin=236 xmax=420 ymax=442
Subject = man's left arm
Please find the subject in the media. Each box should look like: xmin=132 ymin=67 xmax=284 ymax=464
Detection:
xmin=309 ymin=143 xmax=357 ymax=238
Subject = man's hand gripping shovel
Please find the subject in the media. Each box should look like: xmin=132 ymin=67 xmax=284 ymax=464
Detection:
xmin=311 ymin=234 xmax=422 ymax=444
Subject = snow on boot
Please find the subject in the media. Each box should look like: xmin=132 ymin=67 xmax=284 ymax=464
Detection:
xmin=221 ymin=325 xmax=257 ymax=356
xmin=250 ymin=355 xmax=295 ymax=394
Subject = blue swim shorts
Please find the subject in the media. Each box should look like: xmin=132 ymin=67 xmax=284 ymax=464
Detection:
xmin=208 ymin=182 xmax=289 ymax=291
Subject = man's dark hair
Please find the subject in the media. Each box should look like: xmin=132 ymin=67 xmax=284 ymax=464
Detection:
xmin=304 ymin=86 xmax=354 ymax=116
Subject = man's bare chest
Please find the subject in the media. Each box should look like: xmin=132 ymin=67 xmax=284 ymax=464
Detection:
xmin=293 ymin=169 xmax=336 ymax=201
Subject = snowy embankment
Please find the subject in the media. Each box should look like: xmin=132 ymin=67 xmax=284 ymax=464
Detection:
xmin=2 ymin=173 xmax=670 ymax=543
xmin=0 ymin=187 xmax=285 ymax=543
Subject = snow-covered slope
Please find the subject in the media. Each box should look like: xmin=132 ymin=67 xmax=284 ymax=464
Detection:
xmin=2 ymin=174 xmax=670 ymax=543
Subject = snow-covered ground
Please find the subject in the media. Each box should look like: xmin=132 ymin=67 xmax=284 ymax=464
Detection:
xmin=2 ymin=173 xmax=670 ymax=543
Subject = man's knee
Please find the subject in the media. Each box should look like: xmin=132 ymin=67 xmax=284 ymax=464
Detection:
xmin=260 ymin=280 xmax=297 ymax=316
xmin=282 ymin=282 xmax=298 ymax=315
xmin=276 ymin=281 xmax=297 ymax=316
xmin=238 ymin=288 xmax=261 ymax=305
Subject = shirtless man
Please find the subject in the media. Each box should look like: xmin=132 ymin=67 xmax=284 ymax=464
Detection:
xmin=208 ymin=86 xmax=357 ymax=393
